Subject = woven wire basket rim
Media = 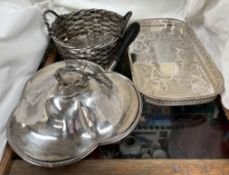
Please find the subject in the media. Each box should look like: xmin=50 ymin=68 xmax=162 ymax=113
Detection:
xmin=52 ymin=36 xmax=119 ymax=51
xmin=45 ymin=9 xmax=129 ymax=51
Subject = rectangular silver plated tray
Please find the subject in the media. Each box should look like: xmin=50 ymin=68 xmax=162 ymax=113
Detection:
xmin=128 ymin=18 xmax=224 ymax=106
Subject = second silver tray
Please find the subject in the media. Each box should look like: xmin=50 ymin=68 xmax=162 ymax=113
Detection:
xmin=129 ymin=18 xmax=224 ymax=106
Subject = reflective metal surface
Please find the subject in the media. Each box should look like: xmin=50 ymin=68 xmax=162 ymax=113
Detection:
xmin=7 ymin=59 xmax=142 ymax=167
xmin=129 ymin=18 xmax=224 ymax=106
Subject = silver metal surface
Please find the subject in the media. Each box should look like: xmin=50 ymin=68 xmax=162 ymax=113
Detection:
xmin=43 ymin=10 xmax=132 ymax=68
xmin=129 ymin=18 xmax=224 ymax=106
xmin=7 ymin=59 xmax=142 ymax=167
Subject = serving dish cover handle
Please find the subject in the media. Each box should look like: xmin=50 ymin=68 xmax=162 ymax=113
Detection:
xmin=54 ymin=65 xmax=89 ymax=97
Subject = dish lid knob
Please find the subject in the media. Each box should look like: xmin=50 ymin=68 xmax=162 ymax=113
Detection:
xmin=54 ymin=65 xmax=88 ymax=98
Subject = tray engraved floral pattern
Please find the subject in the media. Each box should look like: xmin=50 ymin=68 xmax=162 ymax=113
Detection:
xmin=129 ymin=19 xmax=224 ymax=106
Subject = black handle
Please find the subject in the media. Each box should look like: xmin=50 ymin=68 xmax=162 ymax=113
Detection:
xmin=107 ymin=22 xmax=140 ymax=71
xmin=121 ymin=11 xmax=132 ymax=35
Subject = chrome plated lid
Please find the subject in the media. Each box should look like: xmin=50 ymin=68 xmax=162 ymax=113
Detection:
xmin=7 ymin=59 xmax=142 ymax=167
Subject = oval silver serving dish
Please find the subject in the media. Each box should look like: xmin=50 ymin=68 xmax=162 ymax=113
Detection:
xmin=128 ymin=18 xmax=224 ymax=106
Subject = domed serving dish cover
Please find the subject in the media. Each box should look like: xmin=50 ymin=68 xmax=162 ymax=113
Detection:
xmin=7 ymin=59 xmax=142 ymax=167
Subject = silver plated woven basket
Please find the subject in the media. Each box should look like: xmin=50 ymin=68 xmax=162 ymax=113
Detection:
xmin=43 ymin=9 xmax=132 ymax=68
